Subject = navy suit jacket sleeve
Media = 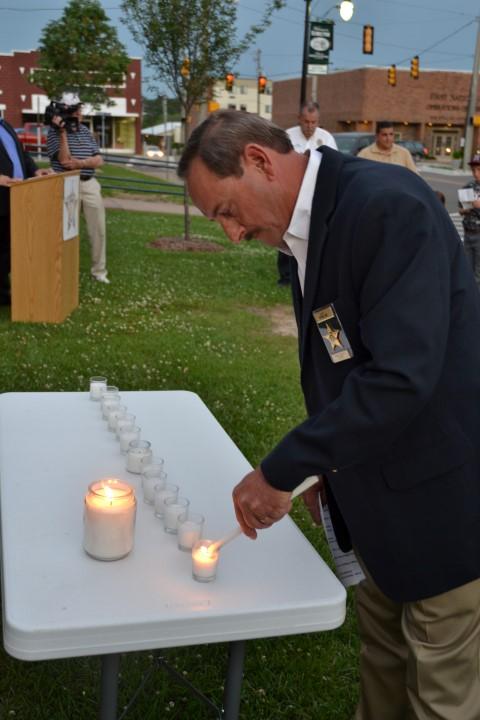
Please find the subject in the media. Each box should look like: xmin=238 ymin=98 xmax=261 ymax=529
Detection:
xmin=261 ymin=190 xmax=454 ymax=490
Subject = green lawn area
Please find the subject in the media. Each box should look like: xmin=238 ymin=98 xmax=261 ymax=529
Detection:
xmin=0 ymin=209 xmax=359 ymax=719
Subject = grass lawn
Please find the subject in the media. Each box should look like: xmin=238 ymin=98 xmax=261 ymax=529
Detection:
xmin=0 ymin=209 xmax=359 ymax=719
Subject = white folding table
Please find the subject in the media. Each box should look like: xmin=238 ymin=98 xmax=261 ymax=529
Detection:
xmin=0 ymin=391 xmax=346 ymax=719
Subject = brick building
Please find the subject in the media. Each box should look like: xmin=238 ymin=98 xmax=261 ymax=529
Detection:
xmin=0 ymin=50 xmax=142 ymax=154
xmin=273 ymin=67 xmax=480 ymax=161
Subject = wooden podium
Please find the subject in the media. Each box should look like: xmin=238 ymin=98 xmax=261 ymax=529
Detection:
xmin=9 ymin=171 xmax=80 ymax=323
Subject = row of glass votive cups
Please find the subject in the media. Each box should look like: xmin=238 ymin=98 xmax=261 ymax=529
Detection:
xmin=93 ymin=382 xmax=154 ymax=474
xmin=90 ymin=378 xmax=215 ymax=579
xmin=141 ymin=462 xmax=205 ymax=552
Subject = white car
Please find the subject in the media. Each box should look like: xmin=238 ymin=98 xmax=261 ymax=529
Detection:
xmin=145 ymin=145 xmax=164 ymax=159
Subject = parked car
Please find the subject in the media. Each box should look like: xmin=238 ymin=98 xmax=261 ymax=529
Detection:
xmin=396 ymin=139 xmax=429 ymax=161
xmin=332 ymin=132 xmax=375 ymax=156
xmin=15 ymin=124 xmax=48 ymax=150
xmin=144 ymin=145 xmax=164 ymax=159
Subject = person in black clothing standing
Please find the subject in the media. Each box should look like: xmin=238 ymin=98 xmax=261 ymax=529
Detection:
xmin=459 ymin=153 xmax=480 ymax=287
xmin=0 ymin=118 xmax=49 ymax=305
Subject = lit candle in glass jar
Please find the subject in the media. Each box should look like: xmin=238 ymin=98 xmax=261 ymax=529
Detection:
xmin=83 ymin=478 xmax=136 ymax=561
xmin=192 ymin=539 xmax=219 ymax=582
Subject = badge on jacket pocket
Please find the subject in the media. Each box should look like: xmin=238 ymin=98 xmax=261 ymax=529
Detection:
xmin=312 ymin=303 xmax=354 ymax=363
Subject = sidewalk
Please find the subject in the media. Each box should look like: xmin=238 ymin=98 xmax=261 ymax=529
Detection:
xmin=103 ymin=195 xmax=201 ymax=215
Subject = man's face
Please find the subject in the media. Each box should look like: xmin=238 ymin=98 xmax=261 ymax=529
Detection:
xmin=376 ymin=127 xmax=395 ymax=151
xmin=187 ymin=150 xmax=291 ymax=249
xmin=472 ymin=165 xmax=480 ymax=182
xmin=299 ymin=109 xmax=320 ymax=139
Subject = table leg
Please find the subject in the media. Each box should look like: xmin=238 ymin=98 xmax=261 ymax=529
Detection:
xmin=100 ymin=653 xmax=120 ymax=720
xmin=222 ymin=640 xmax=246 ymax=720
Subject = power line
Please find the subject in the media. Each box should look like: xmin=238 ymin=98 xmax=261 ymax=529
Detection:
xmin=394 ymin=18 xmax=475 ymax=65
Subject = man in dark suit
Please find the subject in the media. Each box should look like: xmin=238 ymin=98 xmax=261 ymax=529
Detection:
xmin=0 ymin=118 xmax=47 ymax=305
xmin=179 ymin=110 xmax=480 ymax=719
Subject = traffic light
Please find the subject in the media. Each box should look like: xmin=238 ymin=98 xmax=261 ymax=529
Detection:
xmin=387 ymin=64 xmax=397 ymax=87
xmin=225 ymin=72 xmax=234 ymax=92
xmin=362 ymin=25 xmax=374 ymax=54
xmin=258 ymin=75 xmax=267 ymax=94
xmin=410 ymin=55 xmax=420 ymax=79
xmin=180 ymin=57 xmax=190 ymax=78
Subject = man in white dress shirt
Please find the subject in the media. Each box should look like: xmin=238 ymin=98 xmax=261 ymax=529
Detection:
xmin=286 ymin=101 xmax=337 ymax=154
xmin=276 ymin=101 xmax=337 ymax=284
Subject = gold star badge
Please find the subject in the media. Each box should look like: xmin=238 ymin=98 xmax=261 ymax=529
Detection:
xmin=324 ymin=322 xmax=343 ymax=351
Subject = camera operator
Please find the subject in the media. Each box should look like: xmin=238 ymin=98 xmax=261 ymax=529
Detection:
xmin=46 ymin=92 xmax=109 ymax=284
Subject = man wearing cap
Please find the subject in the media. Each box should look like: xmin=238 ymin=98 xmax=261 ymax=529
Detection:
xmin=0 ymin=118 xmax=51 ymax=305
xmin=459 ymin=154 xmax=480 ymax=287
xmin=47 ymin=92 xmax=109 ymax=284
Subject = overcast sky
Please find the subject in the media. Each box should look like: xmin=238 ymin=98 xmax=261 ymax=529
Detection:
xmin=0 ymin=0 xmax=478 ymax=97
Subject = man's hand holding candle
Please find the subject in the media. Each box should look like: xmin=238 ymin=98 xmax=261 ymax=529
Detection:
xmin=232 ymin=466 xmax=292 ymax=539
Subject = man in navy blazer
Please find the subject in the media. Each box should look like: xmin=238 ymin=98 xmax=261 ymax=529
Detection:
xmin=179 ymin=110 xmax=480 ymax=720
xmin=0 ymin=118 xmax=46 ymax=305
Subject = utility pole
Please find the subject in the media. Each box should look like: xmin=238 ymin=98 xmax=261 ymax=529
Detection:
xmin=301 ymin=0 xmax=311 ymax=107
xmin=255 ymin=48 xmax=262 ymax=116
xmin=463 ymin=16 xmax=480 ymax=170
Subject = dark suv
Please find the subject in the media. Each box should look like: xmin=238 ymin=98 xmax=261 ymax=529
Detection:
xmin=396 ymin=140 xmax=428 ymax=161
xmin=332 ymin=132 xmax=375 ymax=156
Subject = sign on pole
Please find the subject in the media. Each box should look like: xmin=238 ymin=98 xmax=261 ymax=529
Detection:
xmin=307 ymin=20 xmax=334 ymax=75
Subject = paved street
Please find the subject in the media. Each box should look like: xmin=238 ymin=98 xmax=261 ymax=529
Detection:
xmin=419 ymin=165 xmax=470 ymax=212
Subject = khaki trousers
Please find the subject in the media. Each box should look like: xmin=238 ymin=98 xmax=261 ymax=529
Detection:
xmin=354 ymin=566 xmax=480 ymax=720
xmin=80 ymin=177 xmax=107 ymax=277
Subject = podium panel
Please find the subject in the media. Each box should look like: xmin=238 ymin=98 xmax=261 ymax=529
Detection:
xmin=10 ymin=171 xmax=79 ymax=323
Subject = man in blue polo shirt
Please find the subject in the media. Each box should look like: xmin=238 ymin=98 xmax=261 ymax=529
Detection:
xmin=0 ymin=118 xmax=49 ymax=305
xmin=47 ymin=92 xmax=109 ymax=284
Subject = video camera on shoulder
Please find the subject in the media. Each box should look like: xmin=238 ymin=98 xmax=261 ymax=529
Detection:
xmin=44 ymin=93 xmax=82 ymax=131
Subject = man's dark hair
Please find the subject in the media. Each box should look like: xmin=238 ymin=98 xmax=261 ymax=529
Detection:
xmin=300 ymin=101 xmax=320 ymax=114
xmin=376 ymin=121 xmax=394 ymax=133
xmin=178 ymin=110 xmax=292 ymax=179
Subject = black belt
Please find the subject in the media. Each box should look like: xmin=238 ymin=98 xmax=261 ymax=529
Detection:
xmin=80 ymin=175 xmax=94 ymax=182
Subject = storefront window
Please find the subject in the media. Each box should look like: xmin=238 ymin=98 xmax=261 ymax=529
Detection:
xmin=113 ymin=117 xmax=135 ymax=151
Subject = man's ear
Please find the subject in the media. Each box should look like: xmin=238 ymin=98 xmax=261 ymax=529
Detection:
xmin=243 ymin=143 xmax=275 ymax=179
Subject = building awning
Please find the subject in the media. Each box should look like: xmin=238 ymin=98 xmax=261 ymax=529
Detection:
xmin=141 ymin=122 xmax=181 ymax=135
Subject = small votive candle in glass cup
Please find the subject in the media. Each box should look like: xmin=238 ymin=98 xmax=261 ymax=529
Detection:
xmin=119 ymin=425 xmax=141 ymax=454
xmin=100 ymin=385 xmax=119 ymax=409
xmin=177 ymin=512 xmax=204 ymax=551
xmin=89 ymin=376 xmax=107 ymax=400
xmin=192 ymin=539 xmax=219 ymax=583
xmin=101 ymin=395 xmax=122 ymax=422
xmin=116 ymin=413 xmax=136 ymax=439
xmin=83 ymin=478 xmax=136 ymax=561
xmin=141 ymin=463 xmax=166 ymax=505
xmin=126 ymin=440 xmax=153 ymax=474
xmin=108 ymin=405 xmax=127 ymax=432
xmin=154 ymin=482 xmax=179 ymax=518
xmin=164 ymin=496 xmax=189 ymax=534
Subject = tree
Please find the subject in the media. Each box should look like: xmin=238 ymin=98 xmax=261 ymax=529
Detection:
xmin=121 ymin=0 xmax=285 ymax=239
xmin=31 ymin=0 xmax=130 ymax=107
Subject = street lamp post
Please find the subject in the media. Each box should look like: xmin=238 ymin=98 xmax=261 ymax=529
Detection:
xmin=301 ymin=1 xmax=354 ymax=107
xmin=300 ymin=0 xmax=312 ymax=106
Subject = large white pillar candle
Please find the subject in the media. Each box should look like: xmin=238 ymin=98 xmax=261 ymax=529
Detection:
xmin=126 ymin=441 xmax=153 ymax=474
xmin=89 ymin=376 xmax=107 ymax=400
xmin=192 ymin=540 xmax=219 ymax=582
xmin=83 ymin=478 xmax=136 ymax=561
